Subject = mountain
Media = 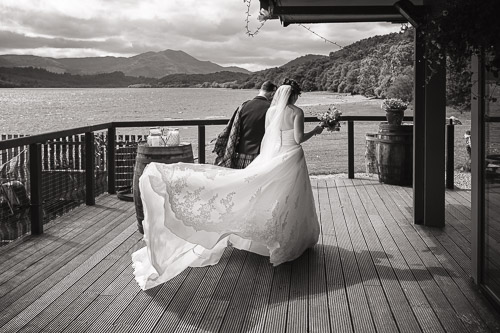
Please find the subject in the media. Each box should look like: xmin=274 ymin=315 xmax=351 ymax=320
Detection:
xmin=0 ymin=50 xmax=251 ymax=78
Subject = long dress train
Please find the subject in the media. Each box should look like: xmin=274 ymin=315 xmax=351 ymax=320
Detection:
xmin=132 ymin=87 xmax=320 ymax=290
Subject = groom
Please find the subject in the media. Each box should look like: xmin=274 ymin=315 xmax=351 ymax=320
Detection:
xmin=234 ymin=80 xmax=277 ymax=168
xmin=213 ymin=80 xmax=277 ymax=169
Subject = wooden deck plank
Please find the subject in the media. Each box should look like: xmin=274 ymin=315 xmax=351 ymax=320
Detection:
xmin=131 ymin=265 xmax=205 ymax=333
xmin=352 ymin=179 xmax=433 ymax=333
xmin=307 ymin=180 xmax=331 ymax=333
xmin=238 ymin=253 xmax=274 ymax=333
xmin=172 ymin=248 xmax=234 ymax=333
xmin=0 ymin=198 xmax=133 ymax=303
xmin=128 ymin=266 xmax=193 ymax=333
xmin=219 ymin=253 xmax=262 ymax=333
xmin=149 ymin=267 xmax=210 ymax=333
xmin=115 ymin=268 xmax=190 ymax=330
xmin=371 ymin=182 xmax=472 ymax=332
xmin=19 ymin=234 xmax=142 ymax=333
xmin=284 ymin=251 xmax=308 ymax=333
xmin=1 ymin=179 xmax=500 ymax=333
xmin=344 ymin=179 xmax=425 ymax=333
xmin=2 ymin=200 xmax=127 ymax=283
xmin=0 ymin=195 xmax=117 ymax=283
xmin=445 ymin=191 xmax=471 ymax=220
xmin=262 ymin=262 xmax=292 ymax=333
xmin=0 ymin=194 xmax=113 ymax=257
xmin=196 ymin=248 xmax=247 ymax=333
xmin=365 ymin=285 xmax=399 ymax=333
xmin=62 ymin=295 xmax=115 ymax=333
xmin=377 ymin=182 xmax=492 ymax=333
xmin=85 ymin=273 xmax=140 ymax=333
xmin=452 ymin=190 xmax=470 ymax=204
xmin=318 ymin=179 xmax=354 ymax=333
xmin=0 ymin=194 xmax=116 ymax=269
xmin=337 ymin=178 xmax=380 ymax=286
xmin=331 ymin=178 xmax=376 ymax=333
xmin=0 ymin=221 xmax=137 ymax=333
xmin=0 ymin=203 xmax=135 ymax=330
xmin=389 ymin=184 xmax=499 ymax=332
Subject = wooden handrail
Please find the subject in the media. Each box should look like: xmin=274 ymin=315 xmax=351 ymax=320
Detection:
xmin=0 ymin=116 xmax=413 ymax=150
xmin=2 ymin=113 xmax=462 ymax=239
xmin=0 ymin=123 xmax=112 ymax=150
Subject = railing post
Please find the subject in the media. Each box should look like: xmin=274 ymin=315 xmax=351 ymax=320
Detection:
xmin=446 ymin=120 xmax=455 ymax=190
xmin=29 ymin=143 xmax=43 ymax=235
xmin=107 ymin=127 xmax=116 ymax=194
xmin=198 ymin=125 xmax=206 ymax=164
xmin=348 ymin=120 xmax=354 ymax=179
xmin=85 ymin=132 xmax=95 ymax=205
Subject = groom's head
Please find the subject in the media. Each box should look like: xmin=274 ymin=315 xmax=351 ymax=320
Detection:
xmin=259 ymin=81 xmax=277 ymax=101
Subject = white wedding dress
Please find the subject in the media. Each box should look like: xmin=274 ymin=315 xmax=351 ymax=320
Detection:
xmin=132 ymin=86 xmax=320 ymax=290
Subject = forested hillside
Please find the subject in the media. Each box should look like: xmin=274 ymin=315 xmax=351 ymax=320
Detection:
xmin=0 ymin=67 xmax=156 ymax=88
xmin=241 ymin=29 xmax=470 ymax=108
xmin=158 ymin=71 xmax=250 ymax=87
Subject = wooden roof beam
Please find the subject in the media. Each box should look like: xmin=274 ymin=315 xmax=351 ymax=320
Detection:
xmin=262 ymin=3 xmax=425 ymax=24
xmin=394 ymin=0 xmax=425 ymax=27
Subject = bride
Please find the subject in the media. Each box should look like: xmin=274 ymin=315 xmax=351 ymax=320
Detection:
xmin=132 ymin=79 xmax=324 ymax=290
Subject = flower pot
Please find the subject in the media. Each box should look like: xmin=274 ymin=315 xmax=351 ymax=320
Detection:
xmin=385 ymin=108 xmax=405 ymax=125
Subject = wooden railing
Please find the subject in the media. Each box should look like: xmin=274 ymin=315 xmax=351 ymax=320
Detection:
xmin=0 ymin=115 xmax=459 ymax=237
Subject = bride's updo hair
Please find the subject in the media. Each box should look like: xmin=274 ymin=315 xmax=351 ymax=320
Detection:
xmin=282 ymin=78 xmax=302 ymax=104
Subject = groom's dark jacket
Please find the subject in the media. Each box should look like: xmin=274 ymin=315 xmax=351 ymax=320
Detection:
xmin=237 ymin=96 xmax=271 ymax=155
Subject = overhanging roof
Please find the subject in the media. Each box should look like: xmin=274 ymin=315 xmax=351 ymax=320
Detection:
xmin=261 ymin=0 xmax=425 ymax=25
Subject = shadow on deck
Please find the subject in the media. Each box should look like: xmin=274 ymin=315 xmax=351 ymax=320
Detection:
xmin=0 ymin=177 xmax=498 ymax=333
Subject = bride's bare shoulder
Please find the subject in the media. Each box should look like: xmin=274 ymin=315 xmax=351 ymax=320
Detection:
xmin=288 ymin=104 xmax=304 ymax=116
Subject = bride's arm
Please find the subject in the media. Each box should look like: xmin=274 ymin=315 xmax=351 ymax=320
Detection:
xmin=294 ymin=107 xmax=323 ymax=144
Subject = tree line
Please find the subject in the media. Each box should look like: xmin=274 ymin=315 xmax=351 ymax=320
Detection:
xmin=240 ymin=28 xmax=471 ymax=109
xmin=0 ymin=67 xmax=156 ymax=88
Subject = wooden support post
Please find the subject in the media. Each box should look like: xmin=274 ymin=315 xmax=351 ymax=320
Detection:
xmin=446 ymin=121 xmax=455 ymax=190
xmin=29 ymin=143 xmax=43 ymax=235
xmin=413 ymin=25 xmax=446 ymax=227
xmin=198 ymin=125 xmax=205 ymax=164
xmin=85 ymin=132 xmax=95 ymax=206
xmin=107 ymin=127 xmax=116 ymax=194
xmin=423 ymin=57 xmax=446 ymax=227
xmin=348 ymin=120 xmax=354 ymax=179
xmin=471 ymin=53 xmax=485 ymax=284
xmin=413 ymin=27 xmax=426 ymax=225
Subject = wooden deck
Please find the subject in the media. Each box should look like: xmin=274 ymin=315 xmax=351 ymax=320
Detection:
xmin=0 ymin=177 xmax=499 ymax=333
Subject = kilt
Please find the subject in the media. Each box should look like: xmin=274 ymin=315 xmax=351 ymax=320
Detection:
xmin=233 ymin=152 xmax=259 ymax=169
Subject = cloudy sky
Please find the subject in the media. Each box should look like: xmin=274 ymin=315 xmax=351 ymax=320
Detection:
xmin=0 ymin=0 xmax=402 ymax=72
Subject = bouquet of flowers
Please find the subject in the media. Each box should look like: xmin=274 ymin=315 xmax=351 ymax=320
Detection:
xmin=381 ymin=98 xmax=408 ymax=111
xmin=318 ymin=105 xmax=342 ymax=132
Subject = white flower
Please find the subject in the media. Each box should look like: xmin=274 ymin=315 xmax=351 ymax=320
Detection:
xmin=381 ymin=98 xmax=408 ymax=110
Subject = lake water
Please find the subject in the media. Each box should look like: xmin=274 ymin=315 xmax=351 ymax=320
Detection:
xmin=0 ymin=87 xmax=355 ymax=135
xmin=0 ymin=87 xmax=382 ymax=174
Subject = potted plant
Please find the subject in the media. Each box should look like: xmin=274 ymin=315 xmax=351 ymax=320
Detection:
xmin=381 ymin=98 xmax=408 ymax=125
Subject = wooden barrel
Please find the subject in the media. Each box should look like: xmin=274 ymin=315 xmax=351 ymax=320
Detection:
xmin=133 ymin=143 xmax=194 ymax=233
xmin=378 ymin=122 xmax=413 ymax=134
xmin=376 ymin=124 xmax=413 ymax=186
xmin=365 ymin=133 xmax=379 ymax=174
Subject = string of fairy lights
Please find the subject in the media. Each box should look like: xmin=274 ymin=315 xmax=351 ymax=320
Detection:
xmin=243 ymin=0 xmax=343 ymax=49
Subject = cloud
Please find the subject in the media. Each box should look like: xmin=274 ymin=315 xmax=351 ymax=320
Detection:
xmin=0 ymin=0 xmax=402 ymax=71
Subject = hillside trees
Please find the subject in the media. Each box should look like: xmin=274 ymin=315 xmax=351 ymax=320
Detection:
xmin=243 ymin=30 xmax=417 ymax=101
